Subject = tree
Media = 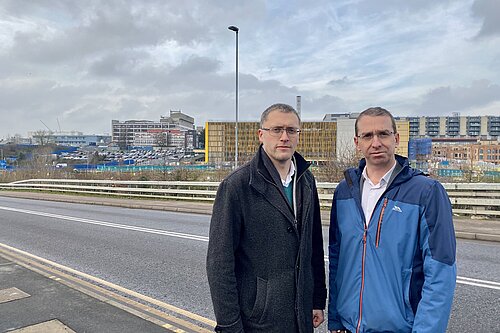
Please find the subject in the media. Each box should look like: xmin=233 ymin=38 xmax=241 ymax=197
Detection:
xmin=319 ymin=136 xmax=359 ymax=182
xmin=32 ymin=130 xmax=53 ymax=146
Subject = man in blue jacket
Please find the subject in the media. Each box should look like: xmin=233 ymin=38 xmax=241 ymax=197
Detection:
xmin=328 ymin=107 xmax=456 ymax=333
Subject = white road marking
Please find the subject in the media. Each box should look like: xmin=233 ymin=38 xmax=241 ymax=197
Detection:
xmin=0 ymin=205 xmax=209 ymax=242
xmin=2 ymin=205 xmax=498 ymax=291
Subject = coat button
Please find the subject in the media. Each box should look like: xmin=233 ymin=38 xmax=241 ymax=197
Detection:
xmin=287 ymin=226 xmax=294 ymax=233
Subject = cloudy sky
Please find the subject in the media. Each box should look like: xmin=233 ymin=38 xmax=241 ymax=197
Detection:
xmin=0 ymin=0 xmax=499 ymax=137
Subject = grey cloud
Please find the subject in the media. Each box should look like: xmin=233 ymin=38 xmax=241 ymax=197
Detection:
xmin=7 ymin=1 xmax=210 ymax=66
xmin=416 ymin=80 xmax=500 ymax=115
xmin=88 ymin=50 xmax=152 ymax=77
xmin=353 ymin=0 xmax=447 ymax=15
xmin=472 ymin=0 xmax=500 ymax=38
xmin=0 ymin=78 xmax=114 ymax=133
xmin=328 ymin=76 xmax=349 ymax=86
xmin=169 ymin=56 xmax=221 ymax=78
xmin=302 ymin=95 xmax=349 ymax=116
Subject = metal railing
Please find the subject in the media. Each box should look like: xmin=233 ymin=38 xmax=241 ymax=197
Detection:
xmin=1 ymin=179 xmax=499 ymax=217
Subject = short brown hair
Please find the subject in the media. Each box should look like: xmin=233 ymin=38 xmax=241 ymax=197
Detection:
xmin=260 ymin=103 xmax=301 ymax=128
xmin=355 ymin=107 xmax=397 ymax=136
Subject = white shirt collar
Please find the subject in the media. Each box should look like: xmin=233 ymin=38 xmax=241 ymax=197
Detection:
xmin=282 ymin=160 xmax=295 ymax=187
xmin=362 ymin=161 xmax=397 ymax=186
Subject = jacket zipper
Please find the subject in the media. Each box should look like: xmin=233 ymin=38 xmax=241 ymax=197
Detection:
xmin=375 ymin=197 xmax=389 ymax=248
xmin=356 ymin=225 xmax=368 ymax=333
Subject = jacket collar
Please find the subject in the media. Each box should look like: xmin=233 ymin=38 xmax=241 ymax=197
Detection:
xmin=252 ymin=144 xmax=311 ymax=186
xmin=249 ymin=145 xmax=311 ymax=225
xmin=345 ymin=154 xmax=423 ymax=189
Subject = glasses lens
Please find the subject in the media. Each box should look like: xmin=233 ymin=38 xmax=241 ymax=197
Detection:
xmin=271 ymin=127 xmax=283 ymax=136
xmin=361 ymin=133 xmax=374 ymax=141
xmin=360 ymin=131 xmax=392 ymax=141
xmin=265 ymin=127 xmax=299 ymax=137
xmin=378 ymin=131 xmax=391 ymax=139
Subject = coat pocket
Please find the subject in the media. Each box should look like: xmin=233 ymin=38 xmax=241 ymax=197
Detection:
xmin=402 ymin=269 xmax=415 ymax=325
xmin=249 ymin=277 xmax=268 ymax=323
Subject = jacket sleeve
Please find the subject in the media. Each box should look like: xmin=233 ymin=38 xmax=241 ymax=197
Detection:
xmin=311 ymin=179 xmax=327 ymax=310
xmin=413 ymin=181 xmax=457 ymax=333
xmin=327 ymin=189 xmax=345 ymax=331
xmin=206 ymin=180 xmax=244 ymax=333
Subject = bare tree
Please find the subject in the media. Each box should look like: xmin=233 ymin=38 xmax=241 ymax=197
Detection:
xmin=32 ymin=130 xmax=53 ymax=146
xmin=318 ymin=136 xmax=359 ymax=182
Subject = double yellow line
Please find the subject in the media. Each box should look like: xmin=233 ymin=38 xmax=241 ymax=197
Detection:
xmin=0 ymin=242 xmax=215 ymax=333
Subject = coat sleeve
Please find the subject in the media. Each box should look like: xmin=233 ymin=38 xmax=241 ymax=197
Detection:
xmin=327 ymin=189 xmax=345 ymax=331
xmin=413 ymin=181 xmax=457 ymax=333
xmin=311 ymin=179 xmax=327 ymax=310
xmin=206 ymin=180 xmax=244 ymax=333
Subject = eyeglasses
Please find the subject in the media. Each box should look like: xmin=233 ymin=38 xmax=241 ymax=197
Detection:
xmin=261 ymin=127 xmax=301 ymax=137
xmin=357 ymin=130 xmax=394 ymax=142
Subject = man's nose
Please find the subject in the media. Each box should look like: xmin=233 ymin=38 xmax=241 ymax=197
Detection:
xmin=279 ymin=130 xmax=290 ymax=140
xmin=371 ymin=135 xmax=383 ymax=146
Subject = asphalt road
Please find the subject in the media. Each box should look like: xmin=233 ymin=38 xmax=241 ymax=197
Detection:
xmin=0 ymin=196 xmax=499 ymax=332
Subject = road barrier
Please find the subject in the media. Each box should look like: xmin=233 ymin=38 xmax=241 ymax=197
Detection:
xmin=1 ymin=179 xmax=499 ymax=217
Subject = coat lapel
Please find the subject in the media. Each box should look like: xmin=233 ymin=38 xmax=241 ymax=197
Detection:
xmin=249 ymin=147 xmax=296 ymax=225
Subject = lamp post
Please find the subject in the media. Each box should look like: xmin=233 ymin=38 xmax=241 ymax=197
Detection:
xmin=228 ymin=25 xmax=239 ymax=168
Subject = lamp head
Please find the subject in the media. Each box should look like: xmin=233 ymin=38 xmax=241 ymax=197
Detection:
xmin=228 ymin=26 xmax=239 ymax=32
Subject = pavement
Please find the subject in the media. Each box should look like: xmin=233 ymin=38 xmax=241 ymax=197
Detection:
xmin=0 ymin=190 xmax=499 ymax=333
xmin=0 ymin=253 xmax=175 ymax=333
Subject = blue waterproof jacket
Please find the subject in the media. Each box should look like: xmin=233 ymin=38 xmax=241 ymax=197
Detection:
xmin=328 ymin=155 xmax=456 ymax=333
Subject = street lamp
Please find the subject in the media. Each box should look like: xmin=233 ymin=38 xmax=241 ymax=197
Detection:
xmin=228 ymin=25 xmax=239 ymax=168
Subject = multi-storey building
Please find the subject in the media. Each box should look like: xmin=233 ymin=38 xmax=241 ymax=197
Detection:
xmin=130 ymin=129 xmax=197 ymax=150
xmin=488 ymin=116 xmax=500 ymax=137
xmin=205 ymin=121 xmax=337 ymax=165
xmin=112 ymin=110 xmax=194 ymax=149
xmin=432 ymin=139 xmax=500 ymax=164
xmin=391 ymin=115 xmax=499 ymax=139
xmin=29 ymin=131 xmax=111 ymax=147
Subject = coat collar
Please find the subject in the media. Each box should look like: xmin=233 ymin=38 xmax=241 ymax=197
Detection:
xmin=249 ymin=145 xmax=311 ymax=226
xmin=251 ymin=144 xmax=311 ymax=187
xmin=344 ymin=154 xmax=423 ymax=190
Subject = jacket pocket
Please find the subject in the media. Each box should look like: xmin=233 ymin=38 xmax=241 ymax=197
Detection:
xmin=249 ymin=277 xmax=268 ymax=323
xmin=402 ymin=269 xmax=415 ymax=325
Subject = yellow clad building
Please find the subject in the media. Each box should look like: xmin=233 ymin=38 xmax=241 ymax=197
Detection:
xmin=396 ymin=121 xmax=409 ymax=157
xmin=205 ymin=119 xmax=409 ymax=165
xmin=205 ymin=121 xmax=337 ymax=165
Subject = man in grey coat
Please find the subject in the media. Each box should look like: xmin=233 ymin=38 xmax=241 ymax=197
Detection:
xmin=206 ymin=103 xmax=327 ymax=333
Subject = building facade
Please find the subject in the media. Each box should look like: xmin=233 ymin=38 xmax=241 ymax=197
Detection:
xmin=112 ymin=110 xmax=195 ymax=149
xmin=205 ymin=121 xmax=337 ymax=165
xmin=394 ymin=115 xmax=499 ymax=138
xmin=29 ymin=131 xmax=111 ymax=147
xmin=432 ymin=139 xmax=500 ymax=164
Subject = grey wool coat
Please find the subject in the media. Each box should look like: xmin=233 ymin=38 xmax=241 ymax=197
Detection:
xmin=206 ymin=146 xmax=327 ymax=333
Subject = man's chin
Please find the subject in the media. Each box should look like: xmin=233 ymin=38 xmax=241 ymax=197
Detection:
xmin=274 ymin=153 xmax=293 ymax=162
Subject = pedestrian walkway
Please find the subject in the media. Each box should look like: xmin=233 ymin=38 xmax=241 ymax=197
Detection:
xmin=0 ymin=241 xmax=216 ymax=333
xmin=0 ymin=254 xmax=173 ymax=333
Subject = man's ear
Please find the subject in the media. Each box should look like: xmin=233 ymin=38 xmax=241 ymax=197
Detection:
xmin=258 ymin=129 xmax=264 ymax=143
xmin=354 ymin=136 xmax=360 ymax=150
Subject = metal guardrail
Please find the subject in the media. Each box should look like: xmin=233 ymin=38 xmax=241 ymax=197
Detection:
xmin=1 ymin=179 xmax=499 ymax=217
